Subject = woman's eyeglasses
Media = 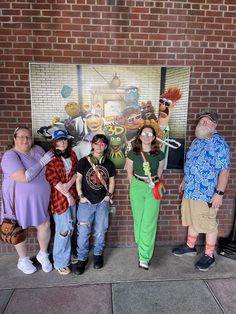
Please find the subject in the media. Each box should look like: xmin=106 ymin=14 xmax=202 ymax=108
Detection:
xmin=159 ymin=98 xmax=171 ymax=106
xmin=141 ymin=132 xmax=154 ymax=137
xmin=15 ymin=136 xmax=32 ymax=141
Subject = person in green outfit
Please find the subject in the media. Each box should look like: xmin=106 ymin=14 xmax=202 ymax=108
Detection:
xmin=125 ymin=125 xmax=165 ymax=270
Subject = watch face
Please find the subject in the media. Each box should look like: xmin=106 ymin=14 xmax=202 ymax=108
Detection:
xmin=217 ymin=190 xmax=224 ymax=195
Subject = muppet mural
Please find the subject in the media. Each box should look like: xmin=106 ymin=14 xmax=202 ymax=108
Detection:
xmin=36 ymin=72 xmax=184 ymax=169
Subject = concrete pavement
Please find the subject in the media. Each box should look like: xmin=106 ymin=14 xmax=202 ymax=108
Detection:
xmin=0 ymin=246 xmax=236 ymax=313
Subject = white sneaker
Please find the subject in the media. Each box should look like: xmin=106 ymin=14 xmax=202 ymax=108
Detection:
xmin=36 ymin=252 xmax=53 ymax=273
xmin=17 ymin=257 xmax=37 ymax=274
xmin=139 ymin=261 xmax=149 ymax=270
xmin=56 ymin=266 xmax=71 ymax=275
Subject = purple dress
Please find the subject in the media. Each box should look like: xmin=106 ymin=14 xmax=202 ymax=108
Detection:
xmin=1 ymin=145 xmax=50 ymax=229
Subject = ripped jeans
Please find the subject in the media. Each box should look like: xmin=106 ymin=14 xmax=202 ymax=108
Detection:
xmin=77 ymin=201 xmax=109 ymax=261
xmin=53 ymin=205 xmax=76 ymax=269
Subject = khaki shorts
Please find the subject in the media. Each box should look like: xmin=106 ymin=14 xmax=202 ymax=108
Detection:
xmin=181 ymin=198 xmax=218 ymax=233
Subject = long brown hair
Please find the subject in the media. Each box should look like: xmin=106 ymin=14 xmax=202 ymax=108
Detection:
xmin=132 ymin=126 xmax=160 ymax=155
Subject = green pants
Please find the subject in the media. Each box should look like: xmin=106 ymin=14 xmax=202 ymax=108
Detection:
xmin=130 ymin=177 xmax=160 ymax=263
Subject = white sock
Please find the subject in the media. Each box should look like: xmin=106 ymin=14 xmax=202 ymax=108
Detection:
xmin=38 ymin=251 xmax=48 ymax=257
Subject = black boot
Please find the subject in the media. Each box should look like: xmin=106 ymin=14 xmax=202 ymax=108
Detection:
xmin=74 ymin=259 xmax=88 ymax=275
xmin=93 ymin=255 xmax=103 ymax=269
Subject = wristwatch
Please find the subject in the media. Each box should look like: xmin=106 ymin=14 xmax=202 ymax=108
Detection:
xmin=106 ymin=192 xmax=113 ymax=198
xmin=79 ymin=194 xmax=85 ymax=198
xmin=216 ymin=190 xmax=224 ymax=196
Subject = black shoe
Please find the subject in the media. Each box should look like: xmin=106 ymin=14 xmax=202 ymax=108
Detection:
xmin=93 ymin=255 xmax=103 ymax=269
xmin=195 ymin=254 xmax=215 ymax=271
xmin=74 ymin=259 xmax=88 ymax=275
xmin=172 ymin=244 xmax=197 ymax=256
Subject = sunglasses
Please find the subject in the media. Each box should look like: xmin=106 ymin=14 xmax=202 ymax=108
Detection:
xmin=141 ymin=132 xmax=154 ymax=137
xmin=127 ymin=114 xmax=141 ymax=123
xmin=159 ymin=98 xmax=171 ymax=106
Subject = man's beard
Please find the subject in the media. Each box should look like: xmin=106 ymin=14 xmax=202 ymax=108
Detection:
xmin=195 ymin=125 xmax=215 ymax=139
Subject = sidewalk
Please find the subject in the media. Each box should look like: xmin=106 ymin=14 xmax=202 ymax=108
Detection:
xmin=0 ymin=247 xmax=236 ymax=313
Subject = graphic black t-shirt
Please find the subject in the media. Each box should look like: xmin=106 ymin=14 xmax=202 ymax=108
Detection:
xmin=77 ymin=157 xmax=116 ymax=204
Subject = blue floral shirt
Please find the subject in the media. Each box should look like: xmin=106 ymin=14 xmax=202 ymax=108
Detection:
xmin=183 ymin=133 xmax=230 ymax=202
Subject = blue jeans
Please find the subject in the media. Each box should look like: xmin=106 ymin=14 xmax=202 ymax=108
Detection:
xmin=53 ymin=205 xmax=76 ymax=269
xmin=77 ymin=201 xmax=109 ymax=260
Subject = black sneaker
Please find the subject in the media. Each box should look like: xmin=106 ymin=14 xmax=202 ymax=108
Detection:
xmin=93 ymin=255 xmax=103 ymax=269
xmin=172 ymin=244 xmax=197 ymax=256
xmin=74 ymin=259 xmax=88 ymax=275
xmin=195 ymin=254 xmax=215 ymax=271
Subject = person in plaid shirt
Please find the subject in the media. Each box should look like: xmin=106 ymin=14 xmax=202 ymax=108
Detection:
xmin=46 ymin=129 xmax=78 ymax=275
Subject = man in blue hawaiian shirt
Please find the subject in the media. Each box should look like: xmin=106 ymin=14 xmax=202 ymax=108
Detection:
xmin=172 ymin=110 xmax=230 ymax=271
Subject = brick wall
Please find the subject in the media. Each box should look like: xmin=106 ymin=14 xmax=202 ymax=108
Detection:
xmin=1 ymin=0 xmax=235 ymax=253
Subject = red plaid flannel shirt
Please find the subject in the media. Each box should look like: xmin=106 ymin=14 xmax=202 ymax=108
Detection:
xmin=46 ymin=149 xmax=78 ymax=215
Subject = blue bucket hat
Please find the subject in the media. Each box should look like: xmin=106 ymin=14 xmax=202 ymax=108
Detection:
xmin=52 ymin=129 xmax=68 ymax=141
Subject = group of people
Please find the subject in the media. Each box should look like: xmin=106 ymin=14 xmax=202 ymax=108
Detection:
xmin=0 ymin=110 xmax=230 ymax=275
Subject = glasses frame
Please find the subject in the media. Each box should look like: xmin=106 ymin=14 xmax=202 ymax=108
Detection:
xmin=15 ymin=135 xmax=32 ymax=141
xmin=140 ymin=132 xmax=154 ymax=137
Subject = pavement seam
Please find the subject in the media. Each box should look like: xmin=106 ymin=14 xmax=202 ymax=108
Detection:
xmin=203 ymin=280 xmax=225 ymax=314
xmin=1 ymin=289 xmax=14 ymax=314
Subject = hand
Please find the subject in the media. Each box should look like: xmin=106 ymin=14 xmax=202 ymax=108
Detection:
xmin=40 ymin=151 xmax=55 ymax=167
xmin=80 ymin=196 xmax=91 ymax=204
xmin=63 ymin=174 xmax=77 ymax=191
xmin=211 ymin=193 xmax=223 ymax=209
xmin=67 ymin=194 xmax=75 ymax=207
xmin=101 ymin=195 xmax=111 ymax=203
xmin=179 ymin=180 xmax=184 ymax=194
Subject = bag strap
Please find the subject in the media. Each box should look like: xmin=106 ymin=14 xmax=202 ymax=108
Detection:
xmin=87 ymin=156 xmax=108 ymax=191
xmin=1 ymin=181 xmax=16 ymax=218
xmin=140 ymin=152 xmax=155 ymax=186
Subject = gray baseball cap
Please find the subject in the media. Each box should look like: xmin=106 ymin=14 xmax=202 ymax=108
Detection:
xmin=198 ymin=110 xmax=219 ymax=123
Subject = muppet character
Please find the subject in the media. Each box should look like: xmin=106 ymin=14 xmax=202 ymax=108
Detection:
xmin=125 ymin=85 xmax=140 ymax=109
xmin=37 ymin=116 xmax=66 ymax=140
xmin=73 ymin=105 xmax=105 ymax=160
xmin=63 ymin=101 xmax=85 ymax=144
xmin=83 ymin=106 xmax=105 ymax=142
xmin=141 ymin=100 xmax=158 ymax=121
xmin=117 ymin=107 xmax=144 ymax=141
xmin=158 ymin=87 xmax=183 ymax=168
xmin=104 ymin=124 xmax=127 ymax=169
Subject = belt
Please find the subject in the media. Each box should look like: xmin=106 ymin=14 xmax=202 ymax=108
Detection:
xmin=134 ymin=174 xmax=158 ymax=183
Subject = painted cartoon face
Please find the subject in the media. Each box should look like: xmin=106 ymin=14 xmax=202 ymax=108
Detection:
xmin=86 ymin=113 xmax=104 ymax=132
xmin=158 ymin=98 xmax=174 ymax=128
xmin=141 ymin=101 xmax=154 ymax=114
xmin=125 ymin=86 xmax=140 ymax=108
xmin=105 ymin=124 xmax=126 ymax=152
xmin=65 ymin=102 xmax=81 ymax=118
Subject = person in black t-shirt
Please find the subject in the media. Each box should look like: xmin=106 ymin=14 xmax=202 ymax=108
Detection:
xmin=74 ymin=134 xmax=116 ymax=275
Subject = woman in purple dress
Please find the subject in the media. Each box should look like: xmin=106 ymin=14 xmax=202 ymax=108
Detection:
xmin=1 ymin=126 xmax=54 ymax=274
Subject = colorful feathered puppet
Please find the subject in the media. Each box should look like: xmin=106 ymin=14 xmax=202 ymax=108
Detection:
xmin=158 ymin=87 xmax=183 ymax=169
